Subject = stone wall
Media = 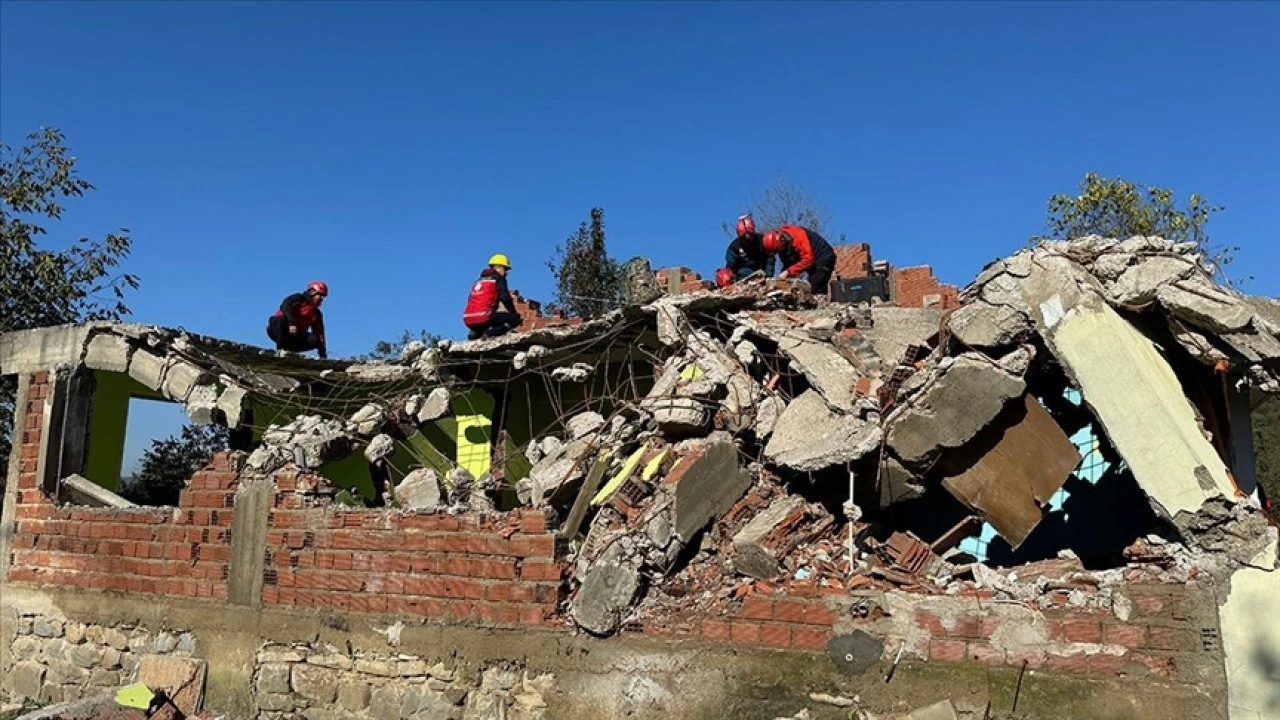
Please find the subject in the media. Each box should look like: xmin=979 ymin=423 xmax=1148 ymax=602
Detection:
xmin=5 ymin=612 xmax=195 ymax=705
xmin=252 ymin=642 xmax=552 ymax=720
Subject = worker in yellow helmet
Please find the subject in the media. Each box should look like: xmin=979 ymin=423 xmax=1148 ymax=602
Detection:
xmin=462 ymin=254 xmax=522 ymax=340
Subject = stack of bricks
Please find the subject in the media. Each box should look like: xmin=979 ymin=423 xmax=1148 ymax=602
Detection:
xmin=7 ymin=373 xmax=235 ymax=600
xmin=263 ymin=469 xmax=565 ymax=627
xmin=509 ymin=290 xmax=581 ymax=332
xmin=833 ymin=243 xmax=873 ymax=280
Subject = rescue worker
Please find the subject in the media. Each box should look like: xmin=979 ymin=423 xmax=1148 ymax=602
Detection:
xmin=462 ymin=254 xmax=522 ymax=340
xmin=763 ymin=225 xmax=838 ymax=295
xmin=724 ymin=214 xmax=775 ymax=282
xmin=267 ymin=281 xmax=329 ymax=358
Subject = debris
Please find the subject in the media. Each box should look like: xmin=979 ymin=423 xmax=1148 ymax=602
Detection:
xmin=733 ymin=496 xmax=833 ymax=580
xmin=394 ymin=468 xmax=442 ymax=510
xmin=416 ymin=387 xmax=452 ymax=423
xmin=936 ymin=395 xmax=1081 ymax=547
xmin=764 ymin=390 xmax=881 ymax=472
xmin=363 ymin=434 xmax=395 ymax=463
xmin=808 ymin=692 xmax=856 ymax=708
xmin=566 ymin=411 xmax=606 ymax=439
xmin=551 ymin=363 xmax=595 ymax=382
xmin=896 ymin=699 xmax=958 ymax=720
xmin=350 ymin=403 xmax=386 ymax=436
xmin=59 ymin=474 xmax=136 ymax=508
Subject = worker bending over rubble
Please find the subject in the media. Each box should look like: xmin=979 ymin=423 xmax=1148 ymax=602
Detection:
xmin=763 ymin=224 xmax=837 ymax=295
xmin=719 ymin=214 xmax=775 ymax=287
xmin=462 ymin=253 xmax=523 ymax=340
xmin=266 ymin=281 xmax=329 ymax=359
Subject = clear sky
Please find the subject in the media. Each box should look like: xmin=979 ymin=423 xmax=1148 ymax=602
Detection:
xmin=3 ymin=1 xmax=1279 ymax=473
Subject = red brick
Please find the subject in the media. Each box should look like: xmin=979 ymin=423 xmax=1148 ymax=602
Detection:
xmin=740 ymin=596 xmax=774 ymax=620
xmin=929 ymin=639 xmax=967 ymax=662
xmin=1129 ymin=592 xmax=1166 ymax=617
xmin=701 ymin=619 xmax=732 ymax=641
xmin=760 ymin=624 xmax=792 ymax=649
xmin=1103 ymin=624 xmax=1146 ymax=648
xmin=774 ymin=599 xmax=833 ymax=626
xmin=1052 ymin=619 xmax=1102 ymax=644
xmin=1006 ymin=648 xmax=1046 ymax=669
xmin=519 ymin=561 xmax=564 ymax=581
xmin=519 ymin=512 xmax=547 ymax=534
xmin=1127 ymin=652 xmax=1177 ymax=678
xmin=1045 ymin=653 xmax=1090 ymax=674
xmin=1088 ymin=653 xmax=1126 ymax=676
xmin=730 ymin=621 xmax=763 ymax=645
xmin=1145 ymin=625 xmax=1197 ymax=652
xmin=966 ymin=642 xmax=1006 ymax=664
xmin=791 ymin=627 xmax=831 ymax=651
xmin=915 ymin=609 xmax=946 ymax=635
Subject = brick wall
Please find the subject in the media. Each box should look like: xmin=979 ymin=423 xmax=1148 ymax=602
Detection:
xmin=6 ymin=372 xmax=234 ymax=599
xmin=262 ymin=468 xmax=564 ymax=626
xmin=833 ymin=243 xmax=873 ymax=280
xmin=891 ymin=265 xmax=961 ymax=309
xmin=509 ymin=290 xmax=581 ymax=332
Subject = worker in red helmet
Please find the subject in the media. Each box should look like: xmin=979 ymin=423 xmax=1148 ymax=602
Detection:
xmin=715 ymin=268 xmax=735 ymax=289
xmin=267 ymin=280 xmax=329 ymax=358
xmin=462 ymin=254 xmax=522 ymax=340
xmin=724 ymin=213 xmax=775 ymax=282
xmin=762 ymin=225 xmax=837 ymax=295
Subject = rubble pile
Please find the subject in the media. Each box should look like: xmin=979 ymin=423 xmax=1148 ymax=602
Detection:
xmin=8 ymin=237 xmax=1275 ymax=637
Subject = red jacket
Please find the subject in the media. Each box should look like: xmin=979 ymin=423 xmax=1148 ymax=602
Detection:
xmin=273 ymin=293 xmax=325 ymax=346
xmin=776 ymin=225 xmax=834 ymax=276
xmin=462 ymin=268 xmax=516 ymax=326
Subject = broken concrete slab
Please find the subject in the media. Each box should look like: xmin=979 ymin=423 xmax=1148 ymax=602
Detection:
xmin=1044 ymin=293 xmax=1237 ymax=518
xmin=732 ymin=495 xmax=810 ymax=580
xmin=736 ymin=316 xmax=861 ymax=412
xmin=127 ymin=349 xmax=167 ymax=391
xmin=216 ymin=385 xmax=247 ymax=428
xmin=884 ymin=355 xmax=1026 ymax=466
xmin=350 ymin=403 xmax=385 ymax=436
xmin=59 ymin=474 xmax=136 ymax=508
xmin=764 ymin=390 xmax=882 ymax=472
xmin=876 ymin=456 xmax=924 ymax=509
xmin=364 ymin=434 xmax=395 ymax=463
xmin=946 ymin=302 xmax=1030 ymax=349
xmin=864 ymin=306 xmax=943 ymax=365
xmin=671 ymin=441 xmax=753 ymax=542
xmin=938 ymin=395 xmax=1081 ymax=548
xmin=183 ymin=383 xmax=219 ymax=425
xmin=1106 ymin=255 xmax=1196 ymax=305
xmin=551 ymin=363 xmax=595 ymax=382
xmin=570 ymin=538 xmax=644 ymax=636
xmin=395 ymin=469 xmax=442 ymax=509
xmin=523 ymin=437 xmax=596 ymax=506
xmin=1157 ymin=275 xmax=1255 ymax=333
xmin=83 ymin=333 xmax=131 ymax=373
xmin=162 ymin=360 xmax=207 ymax=403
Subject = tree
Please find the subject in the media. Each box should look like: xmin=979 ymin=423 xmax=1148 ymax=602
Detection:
xmin=1 ymin=128 xmax=138 ymax=489
xmin=723 ymin=176 xmax=831 ymax=238
xmin=1252 ymin=392 xmax=1280 ymax=522
xmin=361 ymin=329 xmax=444 ymax=362
xmin=1037 ymin=172 xmax=1237 ymax=284
xmin=546 ymin=206 xmax=620 ymax=320
xmin=121 ymin=424 xmax=229 ymax=506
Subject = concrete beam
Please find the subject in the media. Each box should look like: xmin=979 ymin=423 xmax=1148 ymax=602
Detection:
xmin=0 ymin=374 xmax=32 ymax=587
xmin=82 ymin=333 xmax=132 ymax=373
xmin=0 ymin=325 xmax=92 ymax=376
xmin=228 ymin=476 xmax=273 ymax=607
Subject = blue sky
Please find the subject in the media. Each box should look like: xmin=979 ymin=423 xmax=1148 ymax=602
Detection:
xmin=3 ymin=1 xmax=1279 ymax=473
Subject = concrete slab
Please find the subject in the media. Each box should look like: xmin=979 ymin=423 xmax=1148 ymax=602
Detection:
xmin=60 ymin=474 xmax=136 ymax=508
xmin=864 ymin=307 xmax=943 ymax=365
xmin=884 ymin=356 xmax=1026 ymax=466
xmin=229 ymin=477 xmax=273 ymax=606
xmin=1219 ymin=568 xmax=1280 ymax=720
xmin=672 ymin=441 xmax=753 ymax=542
xmin=764 ymin=390 xmax=881 ymax=472
xmin=1046 ymin=296 xmax=1236 ymax=518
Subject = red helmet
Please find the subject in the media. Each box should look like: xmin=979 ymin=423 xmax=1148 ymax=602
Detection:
xmin=762 ymin=230 xmax=785 ymax=253
xmin=715 ymin=268 xmax=734 ymax=289
xmin=735 ymin=214 xmax=755 ymax=237
xmin=307 ymin=280 xmax=329 ymax=297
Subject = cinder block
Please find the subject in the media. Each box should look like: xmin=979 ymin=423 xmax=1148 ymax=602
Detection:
xmin=163 ymin=361 xmax=207 ymax=403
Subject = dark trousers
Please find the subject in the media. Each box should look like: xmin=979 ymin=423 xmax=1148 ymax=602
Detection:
xmin=267 ymin=316 xmax=321 ymax=352
xmin=466 ymin=312 xmax=521 ymax=340
xmin=806 ymin=253 xmax=837 ymax=295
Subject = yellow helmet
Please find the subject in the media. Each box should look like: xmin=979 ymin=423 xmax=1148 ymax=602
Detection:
xmin=488 ymin=253 xmax=511 ymax=269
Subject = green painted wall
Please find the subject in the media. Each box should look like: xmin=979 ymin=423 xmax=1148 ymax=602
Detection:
xmin=84 ymin=371 xmax=165 ymax=491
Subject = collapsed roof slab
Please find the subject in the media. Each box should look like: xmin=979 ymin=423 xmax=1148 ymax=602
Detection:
xmin=1015 ymin=267 xmax=1239 ymax=520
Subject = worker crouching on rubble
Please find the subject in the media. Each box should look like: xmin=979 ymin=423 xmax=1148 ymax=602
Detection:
xmin=720 ymin=214 xmax=775 ymax=287
xmin=763 ymin=225 xmax=837 ymax=295
xmin=462 ymin=254 xmax=522 ymax=340
xmin=267 ymin=280 xmax=329 ymax=359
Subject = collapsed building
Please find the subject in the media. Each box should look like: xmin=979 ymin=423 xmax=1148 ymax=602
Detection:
xmin=1 ymin=237 xmax=1278 ymax=720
